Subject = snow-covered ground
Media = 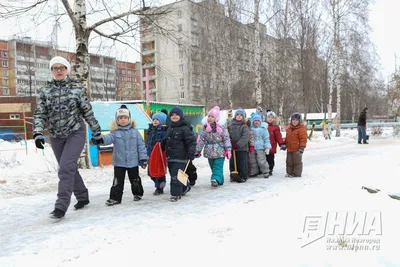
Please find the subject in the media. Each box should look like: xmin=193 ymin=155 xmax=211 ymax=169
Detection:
xmin=1 ymin=128 xmax=400 ymax=267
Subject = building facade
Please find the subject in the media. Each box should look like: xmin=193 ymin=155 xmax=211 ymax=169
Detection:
xmin=0 ymin=38 xmax=140 ymax=101
xmin=116 ymin=61 xmax=141 ymax=100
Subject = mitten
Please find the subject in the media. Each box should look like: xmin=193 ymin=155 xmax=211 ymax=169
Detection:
xmin=249 ymin=146 xmax=255 ymax=154
xmin=231 ymin=140 xmax=240 ymax=150
xmin=280 ymin=144 xmax=287 ymax=151
xmin=90 ymin=137 xmax=103 ymax=145
xmin=297 ymin=147 xmax=305 ymax=156
xmin=187 ymin=153 xmax=195 ymax=161
xmin=139 ymin=159 xmax=148 ymax=169
xmin=194 ymin=152 xmax=201 ymax=158
xmin=224 ymin=149 xmax=232 ymax=160
xmin=265 ymin=148 xmax=270 ymax=155
xmin=34 ymin=134 xmax=45 ymax=149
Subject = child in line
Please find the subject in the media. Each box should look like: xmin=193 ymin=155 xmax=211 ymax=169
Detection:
xmin=265 ymin=110 xmax=285 ymax=176
xmin=92 ymin=105 xmax=148 ymax=206
xmin=196 ymin=106 xmax=232 ymax=187
xmin=162 ymin=106 xmax=197 ymax=202
xmin=228 ymin=108 xmax=250 ymax=183
xmin=283 ymin=112 xmax=307 ymax=177
xmin=146 ymin=110 xmax=168 ymax=195
xmin=249 ymin=112 xmax=271 ymax=178
xmin=246 ymin=119 xmax=255 ymax=177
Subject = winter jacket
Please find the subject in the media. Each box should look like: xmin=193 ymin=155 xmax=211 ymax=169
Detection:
xmin=251 ymin=123 xmax=271 ymax=150
xmin=267 ymin=122 xmax=284 ymax=154
xmin=102 ymin=121 xmax=147 ymax=168
xmin=163 ymin=119 xmax=197 ymax=162
xmin=196 ymin=123 xmax=232 ymax=159
xmin=285 ymin=124 xmax=308 ymax=152
xmin=146 ymin=124 xmax=168 ymax=156
xmin=357 ymin=110 xmax=367 ymax=126
xmin=33 ymin=77 xmax=101 ymax=138
xmin=228 ymin=119 xmax=250 ymax=151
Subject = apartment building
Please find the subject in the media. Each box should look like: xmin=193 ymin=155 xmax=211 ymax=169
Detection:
xmin=139 ymin=0 xmax=284 ymax=108
xmin=0 ymin=37 xmax=140 ymax=101
xmin=116 ymin=61 xmax=141 ymax=100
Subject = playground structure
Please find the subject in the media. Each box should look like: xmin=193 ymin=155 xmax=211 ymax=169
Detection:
xmin=0 ymin=103 xmax=33 ymax=155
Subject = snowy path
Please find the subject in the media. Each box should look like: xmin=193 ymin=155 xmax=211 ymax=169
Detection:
xmin=2 ymin=138 xmax=400 ymax=267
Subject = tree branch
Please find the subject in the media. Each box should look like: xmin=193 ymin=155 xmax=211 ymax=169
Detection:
xmin=60 ymin=0 xmax=80 ymax=30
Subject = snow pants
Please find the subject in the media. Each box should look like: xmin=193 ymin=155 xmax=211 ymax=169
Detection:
xmin=286 ymin=151 xmax=303 ymax=177
xmin=208 ymin=157 xmax=225 ymax=185
xmin=250 ymin=150 xmax=269 ymax=176
xmin=50 ymin=123 xmax=88 ymax=212
xmin=168 ymin=162 xmax=189 ymax=197
xmin=148 ymin=165 xmax=166 ymax=189
xmin=266 ymin=153 xmax=275 ymax=172
xmin=110 ymin=166 xmax=144 ymax=202
xmin=229 ymin=150 xmax=248 ymax=181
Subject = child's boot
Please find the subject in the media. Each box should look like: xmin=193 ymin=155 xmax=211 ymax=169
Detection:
xmin=169 ymin=196 xmax=181 ymax=202
xmin=105 ymin=199 xmax=120 ymax=206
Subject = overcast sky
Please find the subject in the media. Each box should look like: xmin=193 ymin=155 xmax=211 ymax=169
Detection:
xmin=0 ymin=0 xmax=398 ymax=81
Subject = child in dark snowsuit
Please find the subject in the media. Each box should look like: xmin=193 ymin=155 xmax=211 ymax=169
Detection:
xmin=196 ymin=106 xmax=232 ymax=187
xmin=228 ymin=108 xmax=250 ymax=183
xmin=146 ymin=111 xmax=168 ymax=195
xmin=162 ymin=106 xmax=197 ymax=202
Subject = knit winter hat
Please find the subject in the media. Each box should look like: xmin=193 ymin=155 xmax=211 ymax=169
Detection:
xmin=234 ymin=108 xmax=246 ymax=118
xmin=208 ymin=106 xmax=221 ymax=122
xmin=291 ymin=112 xmax=302 ymax=122
xmin=116 ymin=104 xmax=131 ymax=124
xmin=169 ymin=106 xmax=184 ymax=119
xmin=161 ymin=109 xmax=169 ymax=116
xmin=251 ymin=112 xmax=262 ymax=125
xmin=49 ymin=56 xmax=71 ymax=74
xmin=266 ymin=111 xmax=276 ymax=118
xmin=152 ymin=111 xmax=167 ymax=125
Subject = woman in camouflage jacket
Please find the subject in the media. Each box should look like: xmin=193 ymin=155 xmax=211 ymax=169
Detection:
xmin=33 ymin=56 xmax=102 ymax=219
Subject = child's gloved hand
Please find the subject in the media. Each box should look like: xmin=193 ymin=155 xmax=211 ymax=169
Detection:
xmin=280 ymin=144 xmax=287 ymax=151
xmin=194 ymin=152 xmax=201 ymax=158
xmin=90 ymin=137 xmax=103 ymax=145
xmin=139 ymin=159 xmax=147 ymax=169
xmin=249 ymin=146 xmax=255 ymax=154
xmin=224 ymin=149 xmax=232 ymax=160
xmin=188 ymin=153 xmax=195 ymax=161
xmin=297 ymin=147 xmax=305 ymax=157
xmin=265 ymin=148 xmax=270 ymax=155
xmin=231 ymin=140 xmax=240 ymax=150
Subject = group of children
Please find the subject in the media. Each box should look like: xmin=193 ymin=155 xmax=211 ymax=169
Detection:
xmin=91 ymin=104 xmax=307 ymax=203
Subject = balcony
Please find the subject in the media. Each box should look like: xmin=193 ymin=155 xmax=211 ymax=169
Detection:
xmin=142 ymin=62 xmax=155 ymax=69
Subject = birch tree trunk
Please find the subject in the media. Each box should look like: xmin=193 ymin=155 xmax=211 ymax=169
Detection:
xmin=254 ymin=0 xmax=262 ymax=113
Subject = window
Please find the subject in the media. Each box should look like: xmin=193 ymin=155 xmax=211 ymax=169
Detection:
xmin=3 ymin=70 xmax=8 ymax=77
xmin=179 ymin=78 xmax=184 ymax=86
xmin=179 ymin=92 xmax=185 ymax=99
xmin=179 ymin=64 xmax=184 ymax=72
xmin=2 ymin=60 xmax=8 ymax=67
xmin=178 ymin=24 xmax=182 ymax=32
xmin=2 ymin=88 xmax=9 ymax=95
xmin=179 ymin=50 xmax=184 ymax=59
xmin=1 ymin=51 xmax=8 ymax=58
xmin=177 ymin=10 xmax=182 ymax=18
xmin=10 ymin=114 xmax=21 ymax=119
xmin=192 ymin=76 xmax=199 ymax=86
xmin=2 ymin=79 xmax=9 ymax=86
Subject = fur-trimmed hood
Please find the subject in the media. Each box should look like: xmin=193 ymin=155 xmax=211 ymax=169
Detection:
xmin=110 ymin=120 xmax=137 ymax=132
